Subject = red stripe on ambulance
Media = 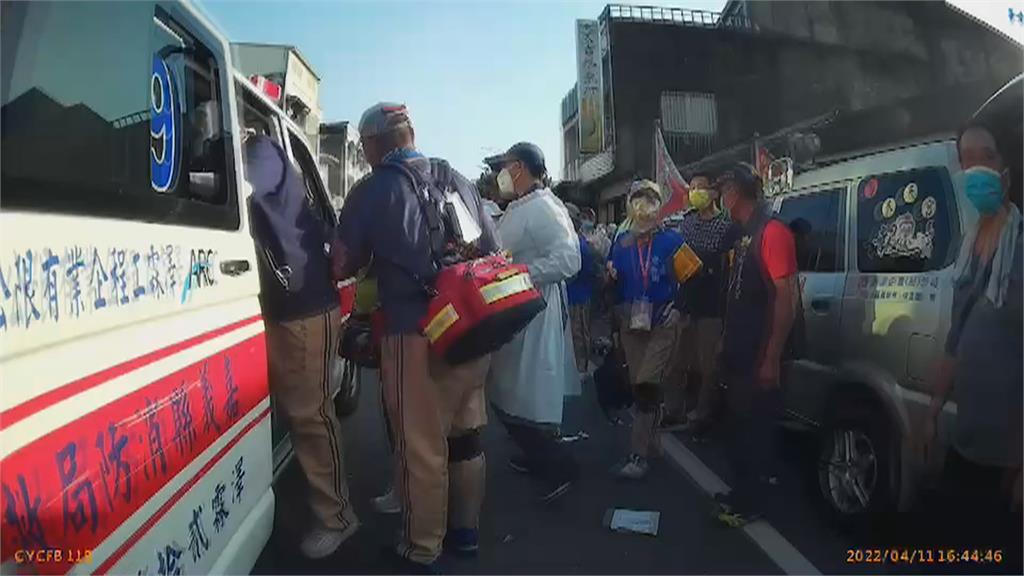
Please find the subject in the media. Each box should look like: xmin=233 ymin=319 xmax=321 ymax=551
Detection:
xmin=0 ymin=331 xmax=268 ymax=574
xmin=96 ymin=407 xmax=271 ymax=575
xmin=0 ymin=315 xmax=264 ymax=432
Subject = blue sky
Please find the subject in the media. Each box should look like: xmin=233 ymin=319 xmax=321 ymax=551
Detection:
xmin=201 ymin=0 xmax=723 ymax=179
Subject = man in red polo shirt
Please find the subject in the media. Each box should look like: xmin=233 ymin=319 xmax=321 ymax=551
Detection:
xmin=714 ymin=163 xmax=801 ymax=527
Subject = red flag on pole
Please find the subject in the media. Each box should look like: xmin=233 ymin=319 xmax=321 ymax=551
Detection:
xmin=654 ymin=124 xmax=690 ymax=220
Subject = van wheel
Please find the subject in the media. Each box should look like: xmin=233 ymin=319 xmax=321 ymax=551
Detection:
xmin=817 ymin=399 xmax=893 ymax=529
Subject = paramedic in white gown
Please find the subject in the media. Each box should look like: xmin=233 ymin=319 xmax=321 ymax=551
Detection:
xmin=484 ymin=142 xmax=582 ymax=503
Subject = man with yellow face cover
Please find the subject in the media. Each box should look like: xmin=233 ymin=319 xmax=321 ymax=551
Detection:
xmin=665 ymin=172 xmax=741 ymax=438
xmin=607 ymin=180 xmax=686 ymax=480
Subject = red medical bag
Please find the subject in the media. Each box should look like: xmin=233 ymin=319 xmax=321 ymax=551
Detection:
xmin=420 ymin=253 xmax=545 ymax=365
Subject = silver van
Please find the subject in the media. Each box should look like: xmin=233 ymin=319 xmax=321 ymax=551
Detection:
xmin=771 ymin=136 xmax=978 ymax=524
xmin=776 ymin=74 xmax=1022 ymax=526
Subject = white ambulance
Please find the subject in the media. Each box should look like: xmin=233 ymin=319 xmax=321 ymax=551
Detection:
xmin=0 ymin=1 xmax=335 ymax=573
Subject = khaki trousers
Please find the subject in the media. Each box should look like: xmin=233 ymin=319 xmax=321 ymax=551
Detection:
xmin=619 ymin=318 xmax=683 ymax=457
xmin=619 ymin=319 xmax=681 ymax=387
xmin=266 ymin=308 xmax=359 ymax=536
xmin=569 ymin=304 xmax=591 ymax=372
xmin=675 ymin=316 xmax=723 ymax=422
xmin=380 ymin=334 xmax=490 ymax=564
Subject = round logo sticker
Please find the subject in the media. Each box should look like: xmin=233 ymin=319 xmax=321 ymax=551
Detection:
xmin=902 ymin=182 xmax=918 ymax=205
xmin=921 ymin=196 xmax=937 ymax=219
xmin=881 ymin=197 xmax=897 ymax=219
xmin=863 ymin=178 xmax=878 ymax=200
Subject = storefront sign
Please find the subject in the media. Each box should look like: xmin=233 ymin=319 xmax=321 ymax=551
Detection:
xmin=576 ymin=20 xmax=604 ymax=154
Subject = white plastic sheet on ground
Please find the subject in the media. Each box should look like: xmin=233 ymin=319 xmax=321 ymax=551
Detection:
xmin=603 ymin=509 xmax=661 ymax=536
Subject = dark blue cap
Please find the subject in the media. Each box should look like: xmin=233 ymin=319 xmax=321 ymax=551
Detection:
xmin=485 ymin=142 xmax=547 ymax=178
xmin=714 ymin=162 xmax=762 ymax=199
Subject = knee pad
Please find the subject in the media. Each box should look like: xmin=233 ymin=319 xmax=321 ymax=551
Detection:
xmin=633 ymin=383 xmax=661 ymax=412
xmin=447 ymin=428 xmax=483 ymax=462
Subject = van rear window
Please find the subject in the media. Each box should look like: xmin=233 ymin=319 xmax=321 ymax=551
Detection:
xmin=0 ymin=2 xmax=238 ymax=230
xmin=855 ymin=166 xmax=960 ymax=273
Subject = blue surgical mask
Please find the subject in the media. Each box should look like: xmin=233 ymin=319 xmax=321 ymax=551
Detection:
xmin=963 ymin=166 xmax=1005 ymax=215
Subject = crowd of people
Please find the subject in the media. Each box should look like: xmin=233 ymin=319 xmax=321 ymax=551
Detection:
xmin=244 ymin=100 xmax=1021 ymax=573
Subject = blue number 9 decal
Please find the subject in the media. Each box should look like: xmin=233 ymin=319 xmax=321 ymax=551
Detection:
xmin=150 ymin=55 xmax=180 ymax=193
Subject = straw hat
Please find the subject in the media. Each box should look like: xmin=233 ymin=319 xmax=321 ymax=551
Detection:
xmin=627 ymin=179 xmax=663 ymax=234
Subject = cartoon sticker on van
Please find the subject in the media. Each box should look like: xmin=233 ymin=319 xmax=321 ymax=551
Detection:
xmin=871 ymin=212 xmax=935 ymax=260
xmin=902 ymin=182 xmax=918 ymax=204
xmin=862 ymin=177 xmax=879 ymax=200
xmin=920 ymin=196 xmax=937 ymax=219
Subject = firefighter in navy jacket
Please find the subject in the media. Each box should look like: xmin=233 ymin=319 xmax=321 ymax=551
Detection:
xmin=244 ymin=134 xmax=359 ymax=559
xmin=330 ymin=103 xmax=499 ymax=572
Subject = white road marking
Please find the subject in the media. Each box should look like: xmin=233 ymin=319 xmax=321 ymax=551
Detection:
xmin=660 ymin=432 xmax=822 ymax=576
xmin=660 ymin=432 xmax=730 ymax=494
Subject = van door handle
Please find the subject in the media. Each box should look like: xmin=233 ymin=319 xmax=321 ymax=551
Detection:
xmin=220 ymin=259 xmax=251 ymax=276
xmin=810 ymin=298 xmax=831 ymax=313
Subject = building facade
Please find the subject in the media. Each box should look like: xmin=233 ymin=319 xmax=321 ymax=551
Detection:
xmin=561 ymin=2 xmax=1022 ymax=223
xmin=231 ymin=43 xmax=322 ymax=154
xmin=319 ymin=121 xmax=371 ymax=214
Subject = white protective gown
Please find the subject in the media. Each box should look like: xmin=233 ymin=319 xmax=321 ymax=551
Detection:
xmin=489 ymin=188 xmax=582 ymax=425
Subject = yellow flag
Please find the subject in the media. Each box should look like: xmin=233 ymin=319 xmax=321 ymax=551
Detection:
xmin=673 ymin=243 xmax=703 ymax=283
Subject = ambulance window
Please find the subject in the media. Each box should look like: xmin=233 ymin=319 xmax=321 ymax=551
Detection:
xmin=236 ymin=83 xmax=275 ymax=141
xmin=288 ymin=131 xmax=336 ymax=227
xmin=236 ymin=82 xmax=277 ymax=179
xmin=0 ymin=2 xmax=239 ymax=230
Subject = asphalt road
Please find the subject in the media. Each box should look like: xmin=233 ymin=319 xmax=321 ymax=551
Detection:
xmin=254 ymin=365 xmax=1021 ymax=575
xmin=668 ymin=421 xmax=1022 ymax=576
xmin=253 ymin=367 xmax=778 ymax=575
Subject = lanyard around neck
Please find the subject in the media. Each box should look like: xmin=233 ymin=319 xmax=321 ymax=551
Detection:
xmin=636 ymin=237 xmax=654 ymax=292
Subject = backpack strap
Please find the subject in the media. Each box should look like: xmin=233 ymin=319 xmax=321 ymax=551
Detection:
xmin=428 ymin=159 xmax=468 ymax=246
xmin=429 ymin=158 xmax=454 ymax=194
xmin=373 ymin=158 xmax=462 ymax=298
xmin=378 ymin=159 xmax=448 ymax=268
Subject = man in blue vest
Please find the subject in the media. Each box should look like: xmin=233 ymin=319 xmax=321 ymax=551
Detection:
xmin=714 ymin=163 xmax=800 ymax=527
xmin=565 ymin=203 xmax=600 ymax=376
xmin=607 ymin=180 xmax=686 ymax=480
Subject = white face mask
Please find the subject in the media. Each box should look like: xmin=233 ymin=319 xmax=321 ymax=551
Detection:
xmin=497 ymin=168 xmax=517 ymax=199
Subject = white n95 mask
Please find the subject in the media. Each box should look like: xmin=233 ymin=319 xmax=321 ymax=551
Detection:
xmin=497 ymin=168 xmax=517 ymax=199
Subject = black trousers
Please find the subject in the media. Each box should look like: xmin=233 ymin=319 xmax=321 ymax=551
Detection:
xmin=496 ymin=409 xmax=579 ymax=489
xmin=722 ymin=383 xmax=783 ymax=515
xmin=939 ymin=449 xmax=1022 ymax=574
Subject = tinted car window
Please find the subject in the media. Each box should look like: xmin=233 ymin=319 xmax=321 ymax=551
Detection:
xmin=856 ymin=167 xmax=959 ymax=273
xmin=776 ymin=188 xmax=845 ymax=273
xmin=289 ymin=131 xmax=337 ymax=228
xmin=0 ymin=3 xmax=238 ymax=229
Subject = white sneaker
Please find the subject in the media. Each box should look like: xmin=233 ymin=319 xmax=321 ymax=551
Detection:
xmin=616 ymin=454 xmax=649 ymax=480
xmin=372 ymin=487 xmax=401 ymax=514
xmin=300 ymin=528 xmax=347 ymax=559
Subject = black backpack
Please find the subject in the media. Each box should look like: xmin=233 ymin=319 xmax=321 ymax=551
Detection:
xmin=593 ymin=334 xmax=632 ymax=420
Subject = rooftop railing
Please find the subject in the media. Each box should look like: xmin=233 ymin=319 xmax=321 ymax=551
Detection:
xmin=601 ymin=5 xmax=753 ymax=31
